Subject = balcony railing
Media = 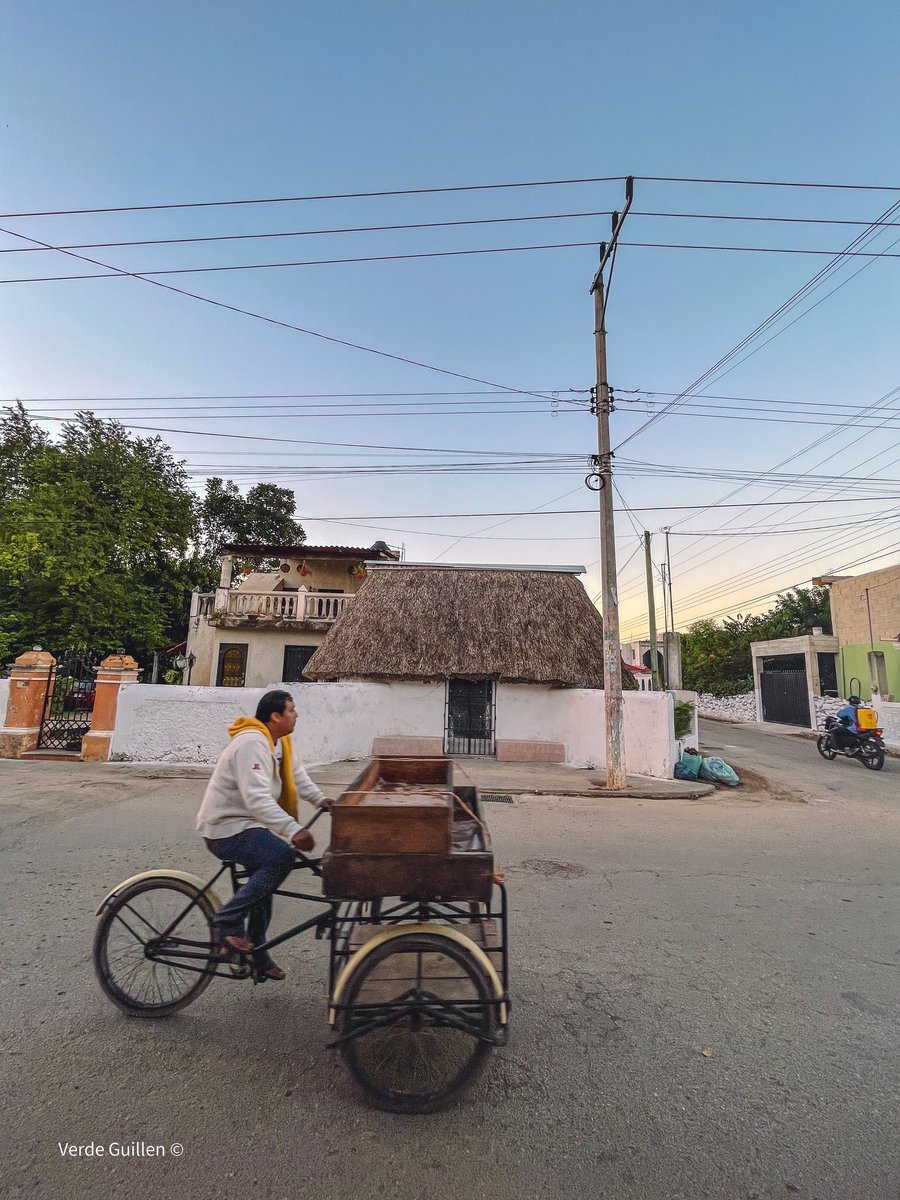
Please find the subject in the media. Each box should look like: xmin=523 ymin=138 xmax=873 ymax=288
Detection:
xmin=193 ymin=590 xmax=353 ymax=623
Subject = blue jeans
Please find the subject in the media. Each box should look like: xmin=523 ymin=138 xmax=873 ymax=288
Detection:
xmin=204 ymin=827 xmax=296 ymax=962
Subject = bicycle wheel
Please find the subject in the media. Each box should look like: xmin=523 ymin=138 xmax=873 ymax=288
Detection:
xmin=816 ymin=735 xmax=837 ymax=761
xmin=94 ymin=878 xmax=218 ymax=1017
xmin=337 ymin=931 xmax=498 ymax=1114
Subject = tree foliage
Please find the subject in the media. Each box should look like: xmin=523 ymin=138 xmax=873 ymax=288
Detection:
xmin=0 ymin=406 xmax=306 ymax=661
xmin=681 ymin=586 xmax=832 ymax=696
xmin=197 ymin=478 xmax=305 ymax=559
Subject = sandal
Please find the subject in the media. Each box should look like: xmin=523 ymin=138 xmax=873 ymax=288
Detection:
xmin=254 ymin=958 xmax=287 ymax=981
xmin=220 ymin=933 xmax=253 ymax=955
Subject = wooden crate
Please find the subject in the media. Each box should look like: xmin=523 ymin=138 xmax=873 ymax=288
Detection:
xmin=330 ymin=795 xmax=454 ymax=855
xmin=330 ymin=757 xmax=455 ymax=857
xmin=342 ymin=756 xmax=454 ymax=794
xmin=323 ymin=761 xmax=495 ymax=902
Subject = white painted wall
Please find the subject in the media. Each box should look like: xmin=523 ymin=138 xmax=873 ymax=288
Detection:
xmin=111 ymin=680 xmax=676 ymax=777
xmin=879 ymin=701 xmax=900 ymax=750
xmin=0 ymin=677 xmax=9 ymax=728
xmin=110 ymin=680 xmax=447 ymax=766
xmin=495 ymin=684 xmax=676 ymax=777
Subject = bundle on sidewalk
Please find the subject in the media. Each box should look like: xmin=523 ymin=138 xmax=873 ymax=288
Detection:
xmin=675 ymin=747 xmax=741 ymax=787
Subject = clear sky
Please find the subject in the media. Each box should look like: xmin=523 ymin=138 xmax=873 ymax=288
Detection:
xmin=3 ymin=0 xmax=899 ymax=637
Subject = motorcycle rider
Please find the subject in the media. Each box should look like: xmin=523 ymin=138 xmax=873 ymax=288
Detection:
xmin=834 ymin=695 xmax=863 ymax=749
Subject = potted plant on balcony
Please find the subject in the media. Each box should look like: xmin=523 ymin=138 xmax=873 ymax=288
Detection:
xmin=350 ymin=562 xmax=367 ymax=580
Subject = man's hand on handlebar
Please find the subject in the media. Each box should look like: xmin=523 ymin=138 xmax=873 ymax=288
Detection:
xmin=291 ymin=829 xmax=315 ymax=852
xmin=317 ymin=797 xmax=334 ymax=811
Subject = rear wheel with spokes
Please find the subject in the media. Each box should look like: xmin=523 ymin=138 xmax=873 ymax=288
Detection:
xmin=860 ymin=745 xmax=885 ymax=771
xmin=337 ymin=931 xmax=498 ymax=1113
xmin=94 ymin=878 xmax=218 ymax=1017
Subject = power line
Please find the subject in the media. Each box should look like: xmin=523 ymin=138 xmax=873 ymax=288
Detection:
xmin=618 ymin=387 xmax=900 ymax=411
xmin=2 ymin=388 xmax=586 ymax=403
xmin=217 ymin=497 xmax=900 ymax=520
xmin=667 ymin=512 xmax=900 ymax=617
xmin=612 ymin=197 xmax=900 ymax=451
xmin=0 ymin=226 xmax=561 ymax=404
xmin=621 ymin=385 xmax=900 ymax=606
xmin=637 ymin=175 xmax=900 ymax=192
xmin=6 ymin=385 xmax=897 ymax=416
xmin=9 ymin=237 xmax=900 ymax=285
xmin=0 ymin=176 xmax=631 ymax=219
xmin=431 ymin=486 xmax=585 ymax=562
xmin=6 ymin=172 xmax=900 ymax=220
xmin=25 ymin=413 xmax=585 ymax=457
xmin=614 ymin=406 xmax=900 ymax=431
xmin=5 ymin=208 xmax=900 ymax=258
xmin=0 ymin=210 xmax=619 ymax=253
xmin=6 ymin=208 xmax=900 ymax=255
xmin=13 ymin=395 xmax=900 ymax=427
xmin=619 ymin=537 xmax=900 ymax=641
xmin=650 ymin=542 xmax=900 ymax=633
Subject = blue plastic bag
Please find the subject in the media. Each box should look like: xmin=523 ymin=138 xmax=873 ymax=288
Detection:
xmin=698 ymin=756 xmax=740 ymax=786
xmin=678 ymin=750 xmax=703 ymax=780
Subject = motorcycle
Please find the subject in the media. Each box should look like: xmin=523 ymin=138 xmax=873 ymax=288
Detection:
xmin=817 ymin=715 xmax=886 ymax=771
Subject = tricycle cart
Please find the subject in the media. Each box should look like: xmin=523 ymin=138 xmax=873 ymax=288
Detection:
xmin=93 ymin=757 xmax=510 ymax=1113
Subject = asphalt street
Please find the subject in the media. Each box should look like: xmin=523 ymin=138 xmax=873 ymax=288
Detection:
xmin=2 ymin=725 xmax=898 ymax=1200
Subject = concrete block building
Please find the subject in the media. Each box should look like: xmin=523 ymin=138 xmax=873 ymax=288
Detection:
xmin=815 ymin=563 xmax=900 ymax=701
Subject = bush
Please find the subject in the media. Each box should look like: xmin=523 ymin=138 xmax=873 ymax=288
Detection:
xmin=673 ymin=700 xmax=695 ymax=740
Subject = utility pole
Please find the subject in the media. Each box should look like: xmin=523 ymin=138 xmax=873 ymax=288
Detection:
xmin=664 ymin=526 xmax=675 ymax=633
xmin=644 ymin=531 xmax=661 ymax=691
xmin=659 ymin=563 xmax=670 ymax=688
xmin=589 ymin=177 xmax=633 ymax=789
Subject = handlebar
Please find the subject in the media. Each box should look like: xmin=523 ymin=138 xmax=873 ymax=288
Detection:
xmin=300 ymin=803 xmax=329 ymax=833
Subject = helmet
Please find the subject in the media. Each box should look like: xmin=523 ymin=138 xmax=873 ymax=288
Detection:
xmin=847 ymin=695 xmax=862 ymax=706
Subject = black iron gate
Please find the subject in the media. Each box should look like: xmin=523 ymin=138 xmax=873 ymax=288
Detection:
xmin=444 ymin=679 xmax=495 ymax=756
xmin=37 ymin=649 xmax=102 ymax=751
xmin=760 ymin=670 xmax=811 ymax=728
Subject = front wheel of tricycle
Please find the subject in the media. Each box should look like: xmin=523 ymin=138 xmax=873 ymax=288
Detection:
xmin=94 ymin=878 xmax=219 ymax=1017
xmin=337 ymin=931 xmax=499 ymax=1114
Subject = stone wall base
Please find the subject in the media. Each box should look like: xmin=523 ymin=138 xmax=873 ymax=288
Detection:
xmin=0 ymin=729 xmax=40 ymax=759
xmin=371 ymin=736 xmax=445 ymax=757
xmin=81 ymin=732 xmax=112 ymax=762
xmin=496 ymin=739 xmax=566 ymax=763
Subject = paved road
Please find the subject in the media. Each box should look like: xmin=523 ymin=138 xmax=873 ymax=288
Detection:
xmin=2 ymin=738 xmax=899 ymax=1200
xmin=700 ymin=717 xmax=895 ymax=805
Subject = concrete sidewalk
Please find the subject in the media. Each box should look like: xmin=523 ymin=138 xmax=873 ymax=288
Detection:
xmin=0 ymin=754 xmax=713 ymax=801
xmin=309 ymin=757 xmax=716 ymax=800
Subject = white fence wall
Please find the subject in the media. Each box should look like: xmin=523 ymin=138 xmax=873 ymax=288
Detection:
xmin=879 ymin=701 xmax=900 ymax=750
xmin=496 ymin=685 xmax=675 ymax=777
xmin=110 ymin=680 xmax=447 ymax=766
xmin=110 ymin=680 xmax=676 ymax=777
xmin=0 ymin=677 xmax=9 ymax=728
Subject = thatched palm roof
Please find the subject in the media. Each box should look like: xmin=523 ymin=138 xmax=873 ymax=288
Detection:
xmin=304 ymin=566 xmax=635 ymax=689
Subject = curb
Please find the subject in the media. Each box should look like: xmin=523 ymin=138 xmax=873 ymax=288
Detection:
xmin=505 ymin=785 xmax=718 ymax=800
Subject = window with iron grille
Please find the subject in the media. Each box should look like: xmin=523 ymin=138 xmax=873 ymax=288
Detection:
xmin=282 ymin=644 xmax=317 ymax=683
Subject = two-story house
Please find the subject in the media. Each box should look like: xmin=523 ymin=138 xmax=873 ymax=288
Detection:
xmin=185 ymin=540 xmax=400 ymax=688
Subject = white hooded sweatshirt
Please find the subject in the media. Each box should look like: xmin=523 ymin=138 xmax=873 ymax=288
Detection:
xmin=195 ymin=729 xmax=326 ymax=842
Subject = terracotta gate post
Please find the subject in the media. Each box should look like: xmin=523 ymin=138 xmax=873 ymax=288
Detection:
xmin=0 ymin=647 xmax=56 ymax=758
xmin=81 ymin=652 xmax=140 ymax=762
